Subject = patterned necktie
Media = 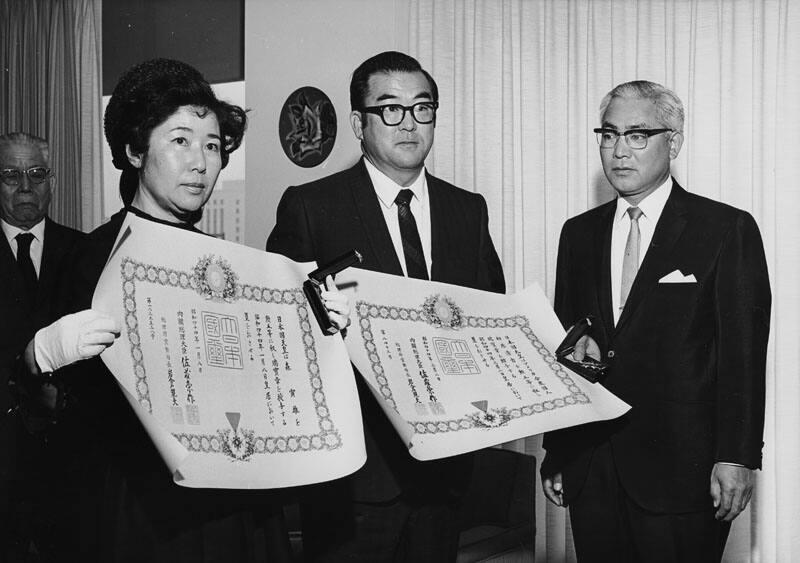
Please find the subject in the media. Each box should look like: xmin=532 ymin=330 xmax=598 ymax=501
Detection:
xmin=15 ymin=232 xmax=38 ymax=303
xmin=620 ymin=206 xmax=643 ymax=310
xmin=394 ymin=189 xmax=429 ymax=280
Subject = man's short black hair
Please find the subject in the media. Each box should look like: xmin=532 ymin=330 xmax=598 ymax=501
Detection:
xmin=350 ymin=51 xmax=438 ymax=111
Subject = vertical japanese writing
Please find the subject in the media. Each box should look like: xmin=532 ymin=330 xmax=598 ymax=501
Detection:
xmin=277 ymin=315 xmax=291 ymax=372
xmin=487 ymin=336 xmax=521 ymax=400
xmin=265 ymin=315 xmax=287 ymax=426
xmin=177 ymin=311 xmax=199 ymax=424
xmin=381 ymin=329 xmax=393 ymax=359
xmin=191 ymin=308 xmax=203 ymax=378
xmin=502 ymin=336 xmax=535 ymax=396
xmin=506 ymin=335 xmax=551 ymax=395
xmin=410 ymin=337 xmax=442 ymax=415
xmin=244 ymin=312 xmax=255 ymax=363
xmin=147 ymin=297 xmax=156 ymax=340
xmin=161 ymin=316 xmax=182 ymax=424
xmin=277 ymin=315 xmax=298 ymax=426
xmin=254 ymin=313 xmax=276 ymax=427
xmin=396 ymin=342 xmax=420 ymax=406
xmin=420 ymin=336 xmax=442 ymax=382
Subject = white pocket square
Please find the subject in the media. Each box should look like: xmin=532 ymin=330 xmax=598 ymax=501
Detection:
xmin=658 ymin=270 xmax=697 ymax=283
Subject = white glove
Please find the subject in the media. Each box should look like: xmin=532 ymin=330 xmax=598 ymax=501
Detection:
xmin=34 ymin=309 xmax=120 ymax=373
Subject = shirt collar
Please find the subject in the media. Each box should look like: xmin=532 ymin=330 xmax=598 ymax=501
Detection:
xmin=614 ymin=177 xmax=673 ymax=224
xmin=1 ymin=217 xmax=46 ymax=246
xmin=363 ymin=158 xmax=427 ymax=209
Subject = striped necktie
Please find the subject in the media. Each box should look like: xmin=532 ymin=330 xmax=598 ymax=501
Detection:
xmin=394 ymin=189 xmax=428 ymax=280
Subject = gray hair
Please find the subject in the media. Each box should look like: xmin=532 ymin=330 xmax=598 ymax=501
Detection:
xmin=599 ymin=80 xmax=684 ymax=133
xmin=0 ymin=132 xmax=50 ymax=165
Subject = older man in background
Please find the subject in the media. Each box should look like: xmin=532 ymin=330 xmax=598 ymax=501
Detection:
xmin=0 ymin=132 xmax=83 ymax=561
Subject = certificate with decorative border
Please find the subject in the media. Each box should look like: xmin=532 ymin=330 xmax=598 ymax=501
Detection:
xmin=93 ymin=213 xmax=365 ymax=489
xmin=336 ymin=268 xmax=630 ymax=460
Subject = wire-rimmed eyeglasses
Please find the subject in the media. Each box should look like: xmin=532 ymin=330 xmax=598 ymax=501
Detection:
xmin=0 ymin=166 xmax=53 ymax=186
xmin=361 ymin=102 xmax=439 ymax=126
xmin=593 ymin=128 xmax=673 ymax=150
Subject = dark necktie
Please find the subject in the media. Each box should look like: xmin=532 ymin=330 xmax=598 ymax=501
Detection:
xmin=620 ymin=206 xmax=643 ymax=310
xmin=394 ymin=189 xmax=429 ymax=280
xmin=15 ymin=232 xmax=38 ymax=303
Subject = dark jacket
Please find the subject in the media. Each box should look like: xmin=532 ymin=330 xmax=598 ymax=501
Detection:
xmin=541 ymin=180 xmax=771 ymax=513
xmin=266 ymin=158 xmax=505 ymax=558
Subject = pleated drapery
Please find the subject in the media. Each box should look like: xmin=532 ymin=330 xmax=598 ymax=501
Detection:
xmin=0 ymin=0 xmax=103 ymax=231
xmin=410 ymin=1 xmax=800 ymax=561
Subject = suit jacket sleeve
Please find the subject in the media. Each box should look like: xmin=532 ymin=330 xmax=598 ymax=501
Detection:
xmin=266 ymin=185 xmax=316 ymax=262
xmin=553 ymin=220 xmax=577 ymax=328
xmin=476 ymin=194 xmax=506 ymax=294
xmin=540 ymin=221 xmax=576 ymax=475
xmin=714 ymin=211 xmax=770 ymax=468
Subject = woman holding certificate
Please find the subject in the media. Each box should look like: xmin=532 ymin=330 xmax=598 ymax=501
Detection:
xmin=19 ymin=58 xmax=349 ymax=562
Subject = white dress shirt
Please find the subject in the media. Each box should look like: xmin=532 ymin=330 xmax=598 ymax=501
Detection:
xmin=2 ymin=217 xmax=45 ymax=277
xmin=364 ymin=158 xmax=432 ymax=277
xmin=610 ymin=178 xmax=672 ymax=324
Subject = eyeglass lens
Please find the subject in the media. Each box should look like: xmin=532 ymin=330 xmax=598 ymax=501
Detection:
xmin=382 ymin=103 xmax=436 ymax=125
xmin=598 ymin=131 xmax=650 ymax=149
xmin=0 ymin=167 xmax=50 ymax=185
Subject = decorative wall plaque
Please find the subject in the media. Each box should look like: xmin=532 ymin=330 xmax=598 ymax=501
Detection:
xmin=279 ymin=86 xmax=337 ymax=168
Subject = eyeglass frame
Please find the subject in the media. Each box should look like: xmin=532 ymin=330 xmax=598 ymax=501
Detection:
xmin=593 ymin=127 xmax=674 ymax=150
xmin=359 ymin=101 xmax=439 ymax=126
xmin=0 ymin=166 xmax=53 ymax=186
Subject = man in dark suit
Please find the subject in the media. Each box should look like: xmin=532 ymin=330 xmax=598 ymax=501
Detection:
xmin=540 ymin=81 xmax=771 ymax=562
xmin=0 ymin=132 xmax=83 ymax=560
xmin=267 ymin=51 xmax=505 ymax=562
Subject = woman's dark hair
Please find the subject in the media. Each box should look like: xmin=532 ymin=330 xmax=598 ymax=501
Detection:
xmin=104 ymin=58 xmax=247 ymax=206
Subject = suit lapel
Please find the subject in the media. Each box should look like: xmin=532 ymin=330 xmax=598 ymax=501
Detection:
xmin=427 ymin=173 xmax=446 ymax=283
xmin=615 ymin=181 xmax=688 ymax=333
xmin=0 ymin=232 xmax=24 ymax=297
xmin=595 ymin=204 xmax=616 ymax=336
xmin=349 ymin=159 xmax=404 ymax=276
xmin=38 ymin=218 xmax=62 ymax=304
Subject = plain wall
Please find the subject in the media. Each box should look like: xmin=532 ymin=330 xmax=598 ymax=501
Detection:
xmin=244 ymin=0 xmax=409 ymax=249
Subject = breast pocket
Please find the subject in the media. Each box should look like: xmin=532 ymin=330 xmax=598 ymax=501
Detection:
xmin=650 ymin=282 xmax=703 ymax=328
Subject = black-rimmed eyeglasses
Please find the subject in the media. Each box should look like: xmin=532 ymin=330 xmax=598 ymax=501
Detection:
xmin=0 ymin=166 xmax=52 ymax=186
xmin=593 ymin=128 xmax=673 ymax=150
xmin=361 ymin=102 xmax=439 ymax=126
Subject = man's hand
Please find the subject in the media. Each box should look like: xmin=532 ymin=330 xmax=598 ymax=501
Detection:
xmin=710 ymin=463 xmax=754 ymax=521
xmin=321 ymin=275 xmax=351 ymax=333
xmin=572 ymin=335 xmax=601 ymax=362
xmin=542 ymin=471 xmax=566 ymax=507
xmin=36 ymin=382 xmax=60 ymax=412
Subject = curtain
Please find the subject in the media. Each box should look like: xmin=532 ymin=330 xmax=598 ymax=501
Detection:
xmin=0 ymin=0 xmax=103 ymax=231
xmin=409 ymin=1 xmax=800 ymax=561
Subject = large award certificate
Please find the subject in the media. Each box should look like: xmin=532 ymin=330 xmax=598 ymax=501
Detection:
xmin=336 ymin=268 xmax=630 ymax=460
xmin=93 ymin=213 xmax=365 ymax=489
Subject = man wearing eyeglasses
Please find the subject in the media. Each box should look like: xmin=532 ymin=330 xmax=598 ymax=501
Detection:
xmin=0 ymin=132 xmax=82 ymax=559
xmin=540 ymin=81 xmax=770 ymax=561
xmin=267 ymin=51 xmax=505 ymax=562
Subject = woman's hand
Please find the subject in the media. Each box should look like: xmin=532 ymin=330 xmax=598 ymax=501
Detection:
xmin=321 ymin=275 xmax=351 ymax=334
xmin=30 ymin=309 xmax=121 ymax=373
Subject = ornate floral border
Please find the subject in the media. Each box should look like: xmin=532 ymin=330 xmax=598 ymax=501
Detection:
xmin=120 ymin=257 xmax=342 ymax=459
xmin=355 ymin=297 xmax=590 ymax=436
